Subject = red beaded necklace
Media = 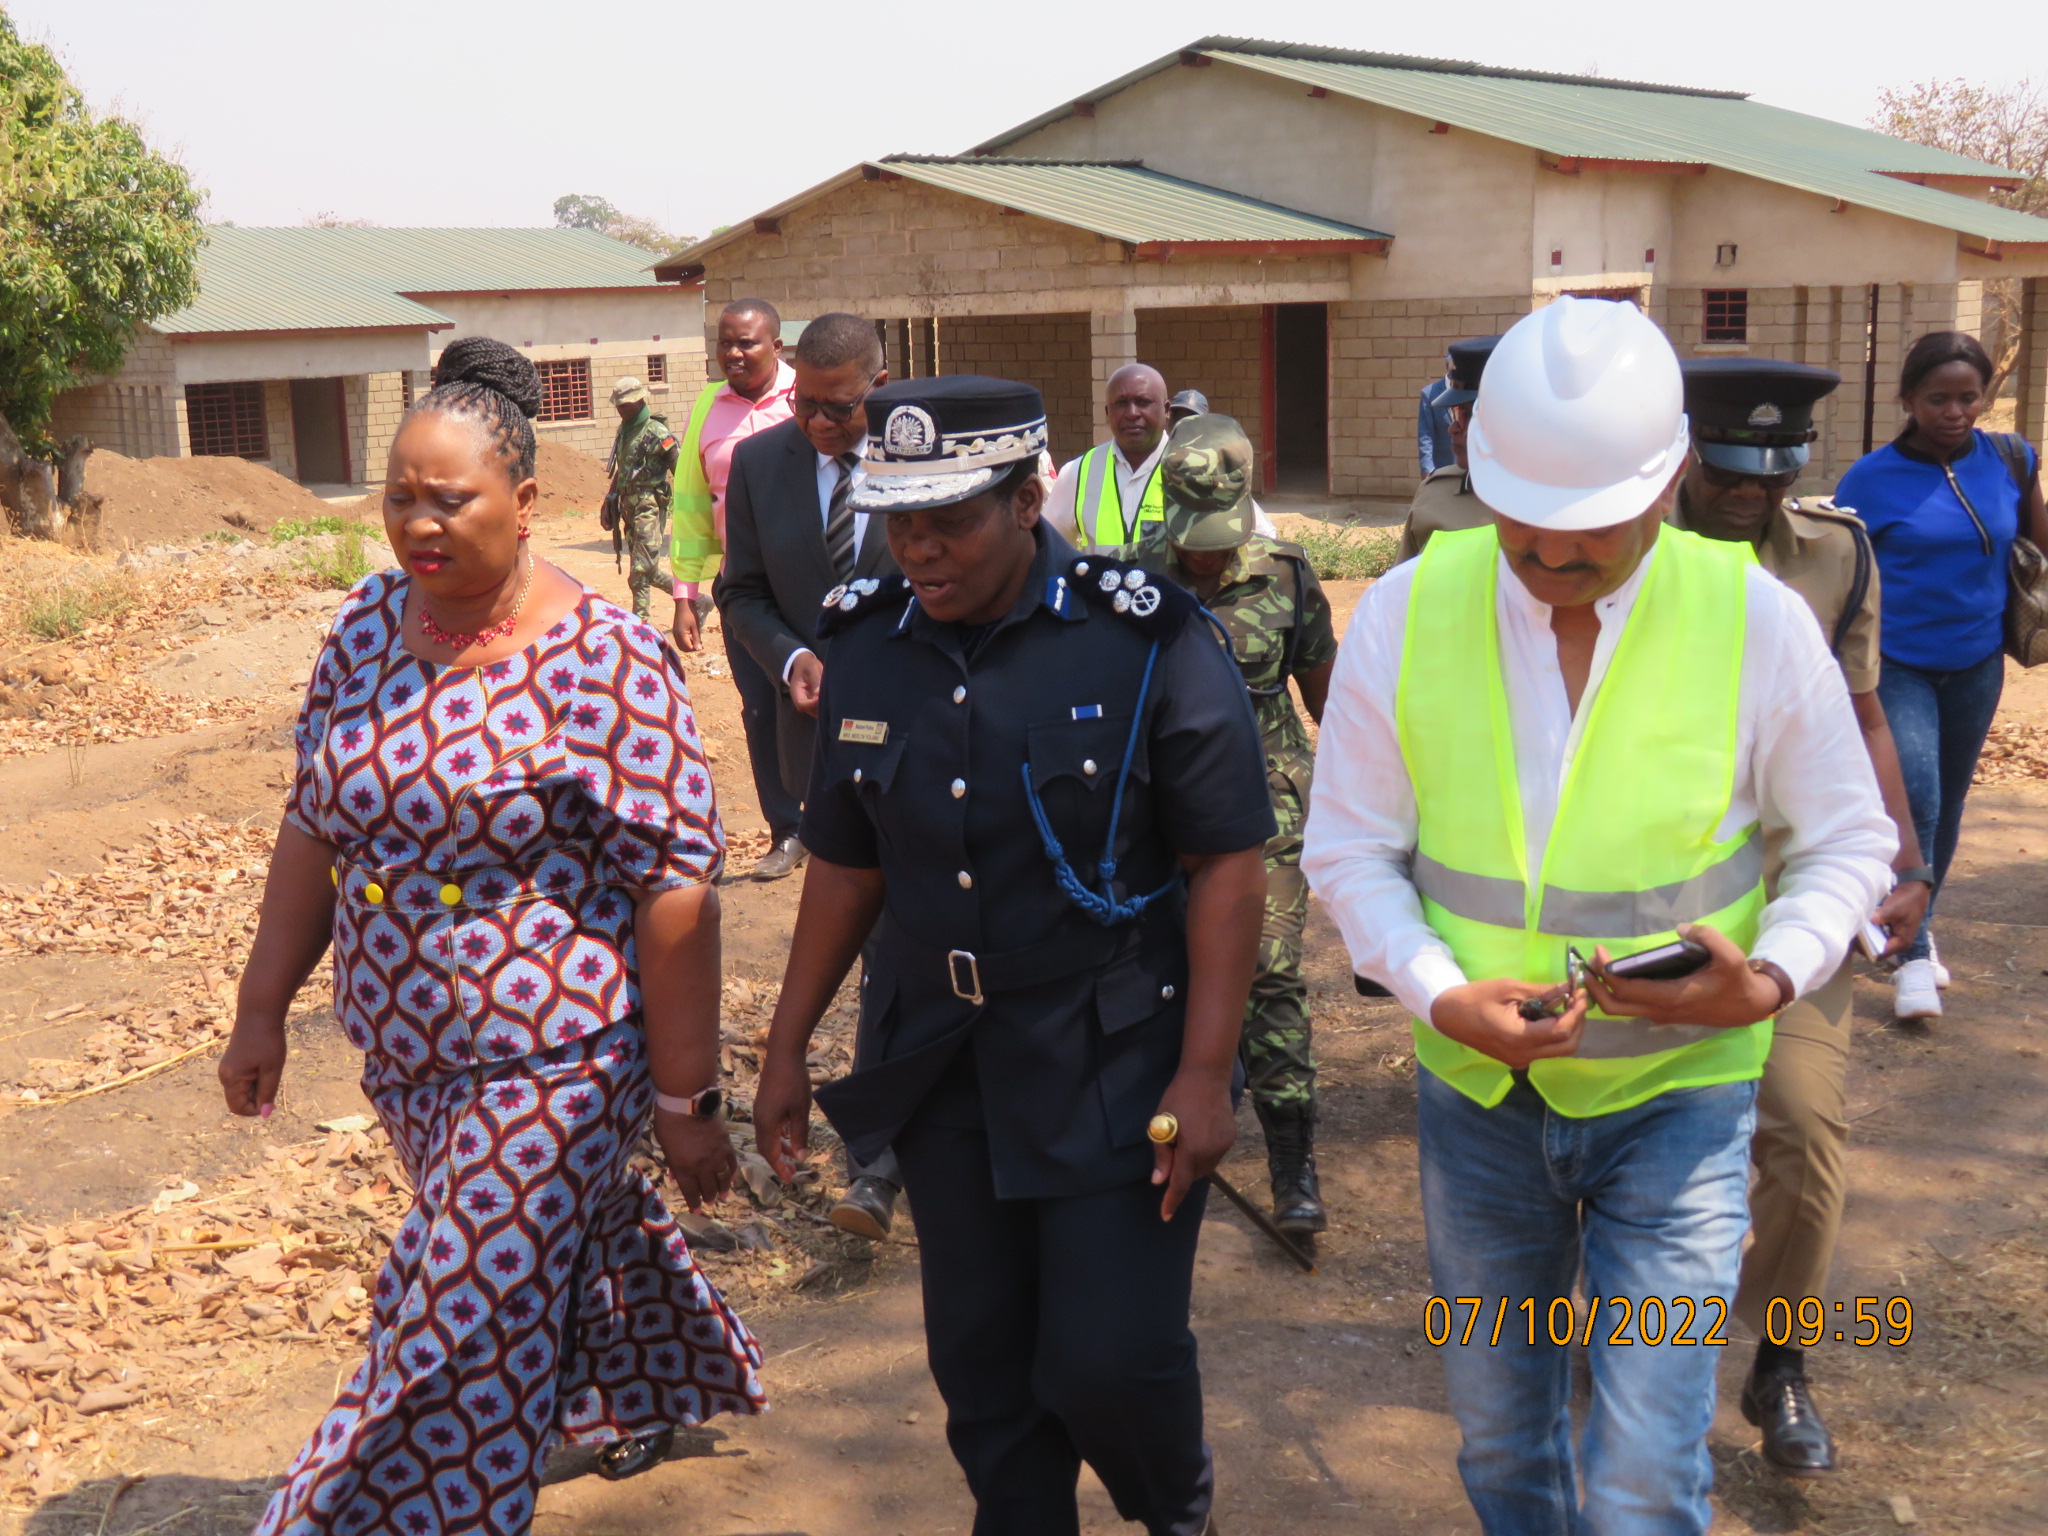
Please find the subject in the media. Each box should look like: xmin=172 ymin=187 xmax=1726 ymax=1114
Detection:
xmin=418 ymin=554 xmax=535 ymax=652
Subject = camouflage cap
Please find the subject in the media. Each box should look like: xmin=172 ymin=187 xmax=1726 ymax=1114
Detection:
xmin=610 ymin=376 xmax=650 ymax=406
xmin=1161 ymin=413 xmax=1255 ymax=551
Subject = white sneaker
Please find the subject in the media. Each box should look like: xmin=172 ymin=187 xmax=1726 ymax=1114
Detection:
xmin=1927 ymin=936 xmax=1951 ymax=989
xmin=1893 ymin=959 xmax=1943 ymax=1020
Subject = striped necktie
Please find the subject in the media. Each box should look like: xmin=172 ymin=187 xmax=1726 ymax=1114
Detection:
xmin=824 ymin=452 xmax=859 ymax=579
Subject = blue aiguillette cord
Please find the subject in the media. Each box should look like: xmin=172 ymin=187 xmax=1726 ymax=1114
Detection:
xmin=1021 ymin=639 xmax=1180 ymax=926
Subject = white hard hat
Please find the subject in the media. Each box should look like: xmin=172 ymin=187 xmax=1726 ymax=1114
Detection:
xmin=1467 ymin=296 xmax=1689 ymax=531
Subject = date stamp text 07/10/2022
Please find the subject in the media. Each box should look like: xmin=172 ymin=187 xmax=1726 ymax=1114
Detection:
xmin=1422 ymin=1296 xmax=1915 ymax=1349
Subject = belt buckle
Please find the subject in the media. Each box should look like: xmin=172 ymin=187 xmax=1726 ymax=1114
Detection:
xmin=947 ymin=949 xmax=985 ymax=1007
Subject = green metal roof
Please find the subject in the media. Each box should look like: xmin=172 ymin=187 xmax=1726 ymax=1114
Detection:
xmin=159 ymin=226 xmax=670 ymax=335
xmin=974 ymin=37 xmax=2048 ymax=248
xmin=876 ymin=156 xmax=1389 ymax=246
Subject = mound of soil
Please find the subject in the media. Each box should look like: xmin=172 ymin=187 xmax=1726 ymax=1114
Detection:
xmin=91 ymin=452 xmax=339 ymax=546
xmin=534 ymin=440 xmax=610 ymax=520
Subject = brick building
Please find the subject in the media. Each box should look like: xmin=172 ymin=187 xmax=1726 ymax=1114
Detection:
xmin=660 ymin=38 xmax=2048 ymax=497
xmin=53 ymin=227 xmax=704 ymax=487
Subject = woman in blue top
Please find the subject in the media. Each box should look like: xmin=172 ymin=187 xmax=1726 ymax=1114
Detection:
xmin=1836 ymin=331 xmax=2047 ymax=1020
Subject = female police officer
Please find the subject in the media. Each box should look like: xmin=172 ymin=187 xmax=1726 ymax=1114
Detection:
xmin=751 ymin=375 xmax=1272 ymax=1536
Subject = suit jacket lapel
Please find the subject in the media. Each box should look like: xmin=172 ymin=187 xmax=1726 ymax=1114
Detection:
xmin=855 ymin=516 xmax=894 ymax=577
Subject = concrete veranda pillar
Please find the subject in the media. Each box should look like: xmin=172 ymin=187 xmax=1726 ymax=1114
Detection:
xmin=1089 ymin=303 xmax=1138 ymax=445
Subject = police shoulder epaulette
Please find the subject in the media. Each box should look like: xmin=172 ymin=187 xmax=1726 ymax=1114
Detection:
xmin=817 ymin=574 xmax=911 ymax=638
xmin=1067 ymin=556 xmax=1200 ymax=640
xmin=1785 ymin=496 xmax=1869 ymax=530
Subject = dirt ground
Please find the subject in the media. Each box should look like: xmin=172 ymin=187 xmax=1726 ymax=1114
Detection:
xmin=0 ymin=457 xmax=2042 ymax=1535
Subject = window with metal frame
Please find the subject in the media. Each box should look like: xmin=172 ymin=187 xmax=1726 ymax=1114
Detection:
xmin=645 ymin=353 xmax=668 ymax=385
xmin=184 ymin=382 xmax=269 ymax=459
xmin=1703 ymin=289 xmax=1749 ymax=344
xmin=535 ymin=358 xmax=592 ymax=422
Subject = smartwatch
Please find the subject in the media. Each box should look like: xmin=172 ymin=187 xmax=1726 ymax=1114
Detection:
xmin=654 ymin=1086 xmax=726 ymax=1119
xmin=1893 ymin=865 xmax=1936 ymax=888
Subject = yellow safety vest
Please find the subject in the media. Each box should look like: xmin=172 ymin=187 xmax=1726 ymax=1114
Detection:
xmin=669 ymin=381 xmax=725 ymax=584
xmin=1073 ymin=442 xmax=1165 ymax=549
xmin=1396 ymin=525 xmax=1770 ymax=1117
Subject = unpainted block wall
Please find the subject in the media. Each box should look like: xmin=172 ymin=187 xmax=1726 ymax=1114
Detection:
xmin=46 ymin=332 xmax=183 ymax=461
xmin=939 ymin=314 xmax=1094 ymax=464
xmin=1327 ymin=295 xmax=1532 ymax=496
xmin=1136 ymin=307 xmax=1263 ymax=451
xmin=1657 ymin=282 xmax=1964 ymax=488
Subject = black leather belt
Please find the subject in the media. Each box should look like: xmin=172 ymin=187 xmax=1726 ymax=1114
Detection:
xmin=877 ymin=906 xmax=1175 ymax=1007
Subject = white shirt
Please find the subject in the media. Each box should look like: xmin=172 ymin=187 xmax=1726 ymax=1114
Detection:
xmin=784 ymin=435 xmax=870 ymax=684
xmin=1299 ymin=538 xmax=1896 ymax=1025
xmin=1047 ymin=434 xmax=1278 ymax=546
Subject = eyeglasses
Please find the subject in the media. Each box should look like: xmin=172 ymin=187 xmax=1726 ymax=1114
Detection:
xmin=792 ymin=373 xmax=881 ymax=425
xmin=1698 ymin=461 xmax=1800 ymax=495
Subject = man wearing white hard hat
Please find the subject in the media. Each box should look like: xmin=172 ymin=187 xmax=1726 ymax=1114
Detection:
xmin=1303 ymin=297 xmax=1895 ymax=1532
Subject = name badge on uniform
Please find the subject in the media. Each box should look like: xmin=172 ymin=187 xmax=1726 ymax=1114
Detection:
xmin=839 ymin=719 xmax=890 ymax=745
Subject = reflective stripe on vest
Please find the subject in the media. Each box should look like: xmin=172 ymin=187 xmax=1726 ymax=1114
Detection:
xmin=670 ymin=381 xmax=724 ymax=563
xmin=1074 ymin=442 xmax=1165 ymax=549
xmin=1396 ymin=525 xmax=1770 ymax=1117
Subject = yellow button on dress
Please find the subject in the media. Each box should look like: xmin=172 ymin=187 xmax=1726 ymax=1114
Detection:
xmin=363 ymin=882 xmax=384 ymax=905
xmin=439 ymin=883 xmax=462 ymax=907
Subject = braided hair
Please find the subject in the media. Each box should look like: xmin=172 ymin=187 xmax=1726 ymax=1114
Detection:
xmin=408 ymin=336 xmax=542 ymax=482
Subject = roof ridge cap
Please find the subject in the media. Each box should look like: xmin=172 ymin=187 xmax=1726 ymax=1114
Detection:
xmin=1193 ymin=35 xmax=1748 ymax=99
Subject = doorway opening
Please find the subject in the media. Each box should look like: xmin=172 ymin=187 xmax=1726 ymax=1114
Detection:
xmin=290 ymin=377 xmax=351 ymax=485
xmin=1263 ymin=303 xmax=1329 ymax=495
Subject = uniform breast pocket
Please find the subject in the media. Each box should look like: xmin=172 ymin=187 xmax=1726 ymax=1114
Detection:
xmin=834 ymin=731 xmax=910 ymax=801
xmin=1024 ymin=715 xmax=1147 ymax=798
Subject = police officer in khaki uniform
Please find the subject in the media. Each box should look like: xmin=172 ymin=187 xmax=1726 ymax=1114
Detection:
xmin=1394 ymin=334 xmax=1501 ymax=564
xmin=1674 ymin=357 xmax=1934 ymax=1475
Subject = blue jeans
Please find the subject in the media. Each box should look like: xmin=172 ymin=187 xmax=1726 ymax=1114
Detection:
xmin=1417 ymin=1069 xmax=1758 ymax=1536
xmin=1875 ymin=647 xmax=2004 ymax=959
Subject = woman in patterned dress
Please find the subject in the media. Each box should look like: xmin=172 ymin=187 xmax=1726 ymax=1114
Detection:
xmin=219 ymin=338 xmax=765 ymax=1532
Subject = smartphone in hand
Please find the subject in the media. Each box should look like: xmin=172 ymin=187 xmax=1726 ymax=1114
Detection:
xmin=1603 ymin=937 xmax=1712 ymax=982
xmin=1853 ymin=919 xmax=1890 ymax=962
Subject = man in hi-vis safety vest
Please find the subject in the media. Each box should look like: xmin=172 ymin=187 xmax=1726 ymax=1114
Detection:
xmin=1047 ymin=363 xmax=1171 ymax=551
xmin=1303 ymin=297 xmax=1895 ymax=1535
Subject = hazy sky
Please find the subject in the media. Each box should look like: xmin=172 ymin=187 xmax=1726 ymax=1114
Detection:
xmin=14 ymin=0 xmax=2044 ymax=238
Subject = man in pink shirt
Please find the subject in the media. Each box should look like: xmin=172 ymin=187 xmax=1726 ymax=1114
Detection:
xmin=671 ymin=298 xmax=804 ymax=877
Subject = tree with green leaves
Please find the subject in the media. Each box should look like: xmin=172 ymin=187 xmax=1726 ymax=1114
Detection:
xmin=1872 ymin=79 xmax=2048 ymax=398
xmin=0 ymin=7 xmax=204 ymax=542
xmin=552 ymin=193 xmax=694 ymax=257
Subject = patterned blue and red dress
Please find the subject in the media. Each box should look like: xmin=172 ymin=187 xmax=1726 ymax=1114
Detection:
xmin=257 ymin=570 xmax=766 ymax=1535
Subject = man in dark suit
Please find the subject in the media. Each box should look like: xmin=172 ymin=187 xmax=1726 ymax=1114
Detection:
xmin=716 ymin=311 xmax=906 ymax=1236
xmin=718 ymin=312 xmax=898 ymax=822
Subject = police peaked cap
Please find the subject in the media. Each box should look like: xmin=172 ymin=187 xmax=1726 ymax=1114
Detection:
xmin=852 ymin=375 xmax=1048 ymax=514
xmin=1439 ymin=335 xmax=1504 ymax=406
xmin=1680 ymin=357 xmax=1841 ymax=477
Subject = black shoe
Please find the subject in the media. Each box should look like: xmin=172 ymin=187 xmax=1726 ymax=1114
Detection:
xmin=1253 ymin=1100 xmax=1328 ymax=1235
xmin=595 ymin=1425 xmax=675 ymax=1481
xmin=752 ymin=835 xmax=808 ymax=881
xmin=1741 ymin=1363 xmax=1837 ymax=1476
xmin=829 ymin=1175 xmax=900 ymax=1239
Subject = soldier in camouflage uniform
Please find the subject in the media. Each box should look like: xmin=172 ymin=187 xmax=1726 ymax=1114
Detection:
xmin=605 ymin=376 xmax=680 ymax=620
xmin=1124 ymin=413 xmax=1340 ymax=1237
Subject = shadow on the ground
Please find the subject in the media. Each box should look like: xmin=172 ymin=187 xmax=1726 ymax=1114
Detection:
xmin=24 ymin=1474 xmax=278 ymax=1536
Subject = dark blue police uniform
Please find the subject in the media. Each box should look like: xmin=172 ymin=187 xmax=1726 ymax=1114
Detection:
xmin=801 ymin=376 xmax=1274 ymax=1536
